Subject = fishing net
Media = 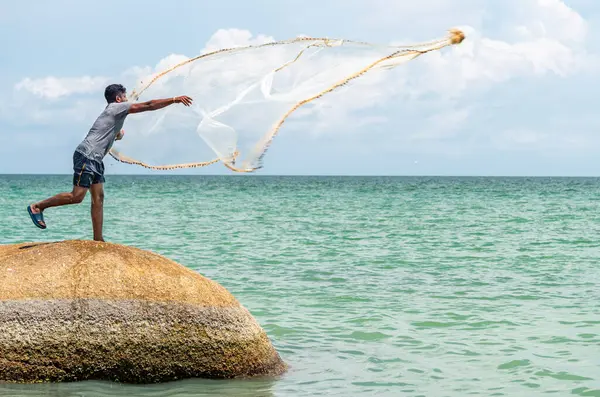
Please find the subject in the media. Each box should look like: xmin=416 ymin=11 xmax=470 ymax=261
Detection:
xmin=109 ymin=29 xmax=465 ymax=172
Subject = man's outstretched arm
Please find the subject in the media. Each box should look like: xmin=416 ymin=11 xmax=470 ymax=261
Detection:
xmin=128 ymin=96 xmax=193 ymax=114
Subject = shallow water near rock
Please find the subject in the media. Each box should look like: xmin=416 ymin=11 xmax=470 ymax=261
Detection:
xmin=1 ymin=175 xmax=600 ymax=396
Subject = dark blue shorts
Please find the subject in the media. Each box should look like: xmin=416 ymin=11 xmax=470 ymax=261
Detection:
xmin=73 ymin=151 xmax=105 ymax=188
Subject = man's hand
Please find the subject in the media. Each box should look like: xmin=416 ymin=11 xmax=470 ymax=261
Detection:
xmin=174 ymin=96 xmax=193 ymax=106
xmin=116 ymin=129 xmax=124 ymax=140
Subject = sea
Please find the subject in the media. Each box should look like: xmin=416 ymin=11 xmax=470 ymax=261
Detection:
xmin=1 ymin=175 xmax=599 ymax=397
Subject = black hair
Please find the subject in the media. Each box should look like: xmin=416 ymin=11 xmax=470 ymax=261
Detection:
xmin=104 ymin=84 xmax=127 ymax=103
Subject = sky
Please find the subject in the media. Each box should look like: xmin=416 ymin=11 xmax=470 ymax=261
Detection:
xmin=2 ymin=0 xmax=600 ymax=176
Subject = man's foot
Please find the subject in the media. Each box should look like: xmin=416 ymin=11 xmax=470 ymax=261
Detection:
xmin=27 ymin=204 xmax=46 ymax=229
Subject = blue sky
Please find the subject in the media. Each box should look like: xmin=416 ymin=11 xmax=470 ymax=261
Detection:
xmin=2 ymin=0 xmax=600 ymax=176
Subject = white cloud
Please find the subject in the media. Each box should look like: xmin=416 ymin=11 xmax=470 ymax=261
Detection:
xmin=359 ymin=0 xmax=593 ymax=98
xmin=411 ymin=28 xmax=589 ymax=99
xmin=202 ymin=28 xmax=275 ymax=53
xmin=407 ymin=0 xmax=593 ymax=101
xmin=513 ymin=0 xmax=588 ymax=44
xmin=14 ymin=76 xmax=109 ymax=99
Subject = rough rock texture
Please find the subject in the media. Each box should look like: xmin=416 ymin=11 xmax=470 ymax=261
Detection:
xmin=0 ymin=240 xmax=286 ymax=383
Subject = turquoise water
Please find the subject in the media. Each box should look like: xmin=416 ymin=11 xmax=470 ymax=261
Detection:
xmin=1 ymin=175 xmax=600 ymax=397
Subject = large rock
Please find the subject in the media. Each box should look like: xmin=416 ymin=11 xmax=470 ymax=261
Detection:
xmin=0 ymin=240 xmax=286 ymax=383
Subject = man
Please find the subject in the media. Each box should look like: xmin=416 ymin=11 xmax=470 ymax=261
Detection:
xmin=27 ymin=84 xmax=193 ymax=242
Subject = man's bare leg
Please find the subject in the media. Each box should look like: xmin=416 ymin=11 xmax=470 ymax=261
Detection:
xmin=90 ymin=183 xmax=105 ymax=242
xmin=29 ymin=186 xmax=88 ymax=228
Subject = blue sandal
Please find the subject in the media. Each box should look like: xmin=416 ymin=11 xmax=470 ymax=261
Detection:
xmin=27 ymin=205 xmax=46 ymax=229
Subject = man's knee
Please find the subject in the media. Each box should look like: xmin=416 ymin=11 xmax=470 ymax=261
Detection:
xmin=71 ymin=187 xmax=88 ymax=204
xmin=72 ymin=192 xmax=86 ymax=204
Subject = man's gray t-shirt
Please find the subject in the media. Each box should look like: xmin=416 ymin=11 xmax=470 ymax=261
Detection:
xmin=75 ymin=102 xmax=132 ymax=162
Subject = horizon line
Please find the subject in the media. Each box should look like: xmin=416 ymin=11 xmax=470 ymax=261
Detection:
xmin=1 ymin=173 xmax=600 ymax=178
